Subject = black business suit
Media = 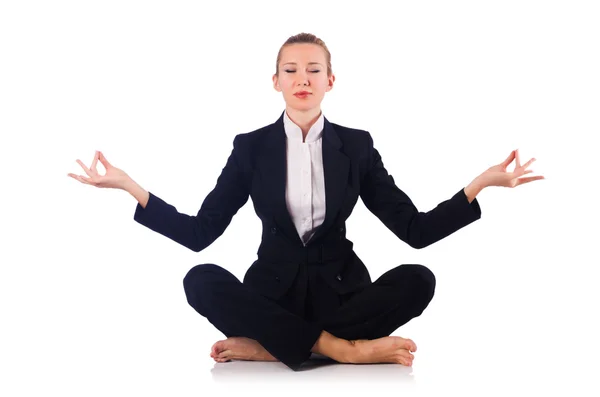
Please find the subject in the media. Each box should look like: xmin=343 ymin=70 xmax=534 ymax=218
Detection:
xmin=133 ymin=110 xmax=482 ymax=370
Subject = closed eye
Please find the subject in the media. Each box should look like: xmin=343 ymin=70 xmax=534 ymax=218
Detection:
xmin=285 ymin=70 xmax=320 ymax=73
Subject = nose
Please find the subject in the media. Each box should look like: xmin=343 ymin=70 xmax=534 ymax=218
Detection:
xmin=296 ymin=70 xmax=309 ymax=86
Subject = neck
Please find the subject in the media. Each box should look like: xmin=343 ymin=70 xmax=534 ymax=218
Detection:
xmin=285 ymin=106 xmax=322 ymax=139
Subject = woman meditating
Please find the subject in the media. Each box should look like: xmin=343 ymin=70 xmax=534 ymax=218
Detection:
xmin=68 ymin=32 xmax=544 ymax=371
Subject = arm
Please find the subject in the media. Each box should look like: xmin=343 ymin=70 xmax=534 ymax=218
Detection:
xmin=126 ymin=179 xmax=150 ymax=208
xmin=359 ymin=133 xmax=482 ymax=249
xmin=464 ymin=176 xmax=486 ymax=203
xmin=129 ymin=135 xmax=250 ymax=252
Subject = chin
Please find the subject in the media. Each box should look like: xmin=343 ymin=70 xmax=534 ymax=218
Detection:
xmin=289 ymin=101 xmax=318 ymax=110
xmin=290 ymin=105 xmax=319 ymax=113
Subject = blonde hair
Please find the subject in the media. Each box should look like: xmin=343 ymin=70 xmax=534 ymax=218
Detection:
xmin=275 ymin=32 xmax=332 ymax=77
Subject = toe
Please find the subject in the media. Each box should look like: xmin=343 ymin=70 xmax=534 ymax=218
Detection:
xmin=212 ymin=340 xmax=226 ymax=355
xmin=214 ymin=354 xmax=229 ymax=363
xmin=406 ymin=339 xmax=417 ymax=352
xmin=397 ymin=356 xmax=410 ymax=366
xmin=396 ymin=348 xmax=412 ymax=360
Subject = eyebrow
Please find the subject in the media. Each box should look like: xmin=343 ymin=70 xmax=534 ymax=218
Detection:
xmin=282 ymin=62 xmax=323 ymax=66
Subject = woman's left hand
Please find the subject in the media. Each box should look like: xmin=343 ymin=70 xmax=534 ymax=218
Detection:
xmin=480 ymin=149 xmax=545 ymax=188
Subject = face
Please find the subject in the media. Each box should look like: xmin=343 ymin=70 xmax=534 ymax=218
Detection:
xmin=272 ymin=43 xmax=335 ymax=112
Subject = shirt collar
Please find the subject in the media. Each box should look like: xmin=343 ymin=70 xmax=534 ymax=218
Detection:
xmin=283 ymin=110 xmax=324 ymax=143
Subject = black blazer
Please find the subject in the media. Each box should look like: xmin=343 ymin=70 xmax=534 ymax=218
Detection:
xmin=134 ymin=110 xmax=482 ymax=302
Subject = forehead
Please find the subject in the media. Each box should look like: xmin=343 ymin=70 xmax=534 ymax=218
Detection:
xmin=280 ymin=43 xmax=326 ymax=64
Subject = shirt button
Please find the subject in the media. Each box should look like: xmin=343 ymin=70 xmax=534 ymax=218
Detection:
xmin=271 ymin=227 xmax=277 ymax=234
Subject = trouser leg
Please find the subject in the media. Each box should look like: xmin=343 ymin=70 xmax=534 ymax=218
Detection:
xmin=320 ymin=264 xmax=436 ymax=340
xmin=182 ymin=263 xmax=322 ymax=370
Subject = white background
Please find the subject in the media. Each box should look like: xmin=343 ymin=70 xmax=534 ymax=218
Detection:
xmin=1 ymin=0 xmax=599 ymax=395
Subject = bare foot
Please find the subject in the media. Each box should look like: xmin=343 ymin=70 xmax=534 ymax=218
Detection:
xmin=348 ymin=336 xmax=417 ymax=366
xmin=210 ymin=337 xmax=279 ymax=363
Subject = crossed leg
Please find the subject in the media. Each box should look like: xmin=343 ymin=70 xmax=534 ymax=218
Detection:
xmin=192 ymin=264 xmax=435 ymax=368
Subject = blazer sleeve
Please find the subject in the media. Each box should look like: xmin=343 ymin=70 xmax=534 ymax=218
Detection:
xmin=359 ymin=132 xmax=482 ymax=249
xmin=133 ymin=135 xmax=250 ymax=252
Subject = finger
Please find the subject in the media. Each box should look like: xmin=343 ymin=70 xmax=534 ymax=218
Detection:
xmin=76 ymin=159 xmax=93 ymax=177
xmin=514 ymin=165 xmax=534 ymax=178
xmin=91 ymin=151 xmax=99 ymax=173
xmin=522 ymin=157 xmax=536 ymax=169
xmin=513 ymin=167 xmax=527 ymax=177
xmin=501 ymin=150 xmax=516 ymax=168
xmin=515 ymin=176 xmax=545 ymax=186
xmin=72 ymin=174 xmax=95 ymax=186
xmin=68 ymin=173 xmax=82 ymax=183
xmin=515 ymin=149 xmax=521 ymax=168
xmin=68 ymin=173 xmax=88 ymax=183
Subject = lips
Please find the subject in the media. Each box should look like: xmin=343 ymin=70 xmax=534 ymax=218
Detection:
xmin=294 ymin=91 xmax=311 ymax=97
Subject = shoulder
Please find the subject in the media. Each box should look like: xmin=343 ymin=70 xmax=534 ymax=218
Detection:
xmin=328 ymin=121 xmax=375 ymax=161
xmin=231 ymin=123 xmax=273 ymax=148
xmin=330 ymin=121 xmax=373 ymax=144
xmin=227 ymin=123 xmax=275 ymax=168
xmin=221 ymin=124 xmax=271 ymax=162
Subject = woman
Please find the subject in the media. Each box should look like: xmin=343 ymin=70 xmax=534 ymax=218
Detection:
xmin=68 ymin=32 xmax=544 ymax=371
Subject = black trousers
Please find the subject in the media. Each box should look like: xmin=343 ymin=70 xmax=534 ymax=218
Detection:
xmin=183 ymin=262 xmax=436 ymax=371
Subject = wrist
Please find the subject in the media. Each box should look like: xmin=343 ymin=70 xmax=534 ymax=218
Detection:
xmin=122 ymin=176 xmax=137 ymax=193
xmin=474 ymin=173 xmax=489 ymax=190
xmin=125 ymin=179 xmax=150 ymax=208
xmin=464 ymin=175 xmax=487 ymax=203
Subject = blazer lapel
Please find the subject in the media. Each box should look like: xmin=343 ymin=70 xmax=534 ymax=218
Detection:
xmin=310 ymin=117 xmax=349 ymax=243
xmin=261 ymin=112 xmax=303 ymax=246
xmin=262 ymin=111 xmax=350 ymax=246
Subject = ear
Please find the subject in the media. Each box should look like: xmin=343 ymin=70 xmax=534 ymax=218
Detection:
xmin=326 ymin=74 xmax=335 ymax=92
xmin=272 ymin=74 xmax=281 ymax=92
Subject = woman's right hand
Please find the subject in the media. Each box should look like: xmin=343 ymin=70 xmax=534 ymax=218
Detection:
xmin=68 ymin=151 xmax=131 ymax=190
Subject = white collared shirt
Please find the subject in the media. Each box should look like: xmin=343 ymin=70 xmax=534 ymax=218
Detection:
xmin=283 ymin=110 xmax=326 ymax=246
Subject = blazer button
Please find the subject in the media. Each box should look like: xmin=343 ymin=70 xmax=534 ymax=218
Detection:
xmin=336 ymin=274 xmax=342 ymax=281
xmin=275 ymin=276 xmax=280 ymax=282
xmin=271 ymin=227 xmax=277 ymax=234
xmin=339 ymin=227 xmax=345 ymax=232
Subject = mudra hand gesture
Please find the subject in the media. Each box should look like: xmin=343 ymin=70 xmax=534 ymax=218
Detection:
xmin=481 ymin=149 xmax=545 ymax=188
xmin=67 ymin=151 xmax=131 ymax=190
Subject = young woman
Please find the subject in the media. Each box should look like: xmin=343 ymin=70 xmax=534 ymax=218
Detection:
xmin=68 ymin=32 xmax=544 ymax=371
